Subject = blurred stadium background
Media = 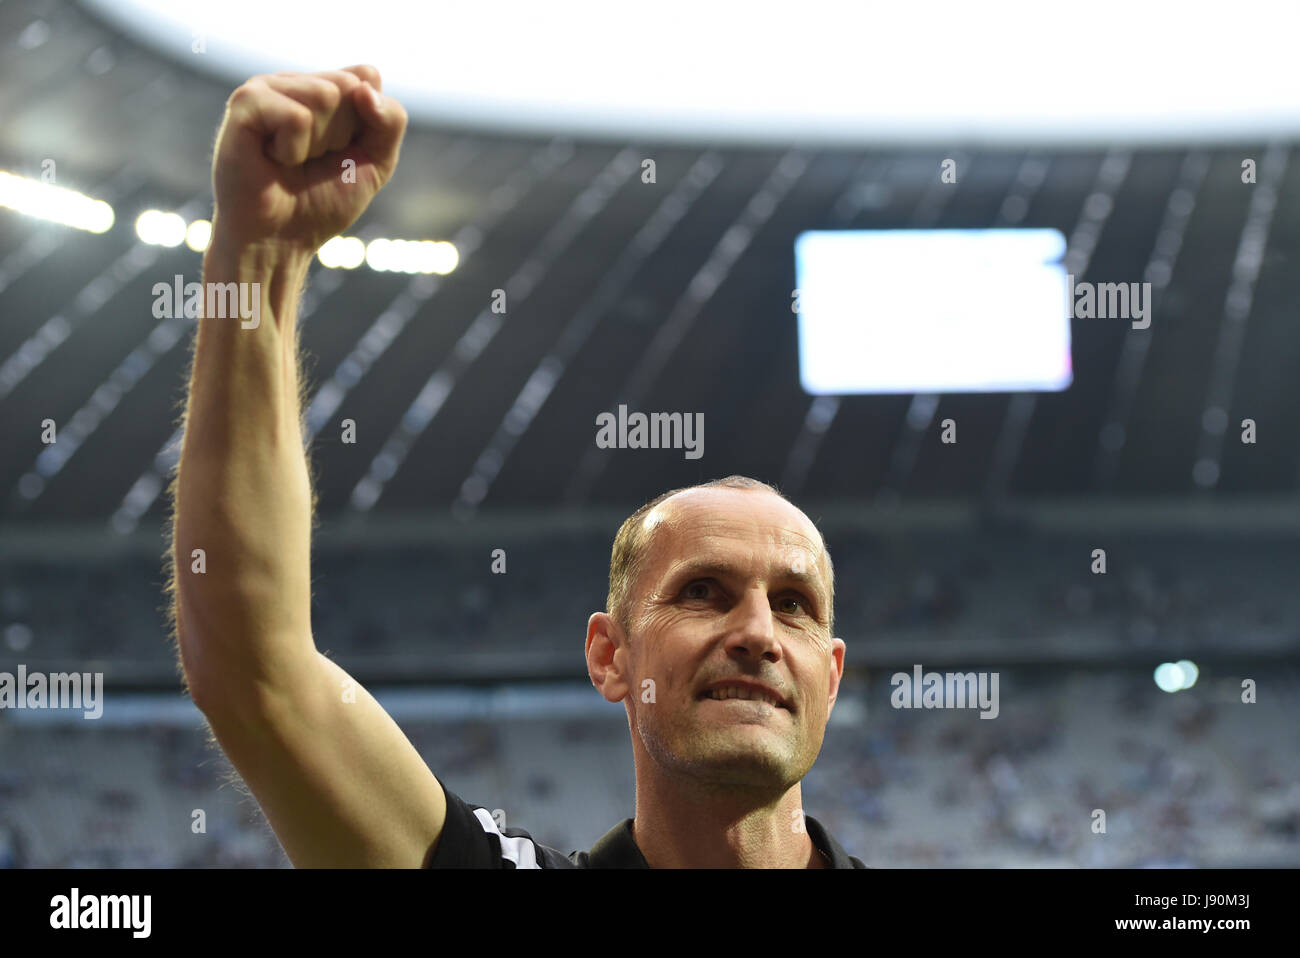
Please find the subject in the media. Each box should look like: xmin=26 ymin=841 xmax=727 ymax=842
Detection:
xmin=1 ymin=0 xmax=1298 ymax=867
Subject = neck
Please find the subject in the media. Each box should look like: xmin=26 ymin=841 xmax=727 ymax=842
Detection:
xmin=631 ymin=766 xmax=825 ymax=868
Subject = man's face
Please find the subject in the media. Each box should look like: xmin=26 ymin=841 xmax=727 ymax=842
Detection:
xmin=613 ymin=487 xmax=844 ymax=793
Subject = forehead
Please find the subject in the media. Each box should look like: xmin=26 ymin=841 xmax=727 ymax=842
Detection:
xmin=640 ymin=488 xmax=828 ymax=581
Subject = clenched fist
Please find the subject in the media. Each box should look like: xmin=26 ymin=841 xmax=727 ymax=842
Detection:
xmin=209 ymin=65 xmax=408 ymax=258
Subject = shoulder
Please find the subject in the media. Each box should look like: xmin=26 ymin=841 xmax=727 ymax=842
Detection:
xmin=426 ymin=781 xmax=577 ymax=869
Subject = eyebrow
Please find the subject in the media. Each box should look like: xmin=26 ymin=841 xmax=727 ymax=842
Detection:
xmin=664 ymin=558 xmax=829 ymax=612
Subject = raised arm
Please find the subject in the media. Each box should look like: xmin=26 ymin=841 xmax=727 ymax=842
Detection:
xmin=168 ymin=66 xmax=447 ymax=867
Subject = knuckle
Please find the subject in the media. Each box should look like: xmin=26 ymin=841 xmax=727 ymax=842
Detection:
xmin=227 ymin=78 xmax=264 ymax=106
xmin=313 ymin=78 xmax=342 ymax=109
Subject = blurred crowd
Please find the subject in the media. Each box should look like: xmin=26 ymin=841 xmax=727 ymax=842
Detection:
xmin=1 ymin=668 xmax=1296 ymax=867
xmin=3 ymin=530 xmax=1297 ymax=671
xmin=2 ymin=527 xmax=1296 ymax=866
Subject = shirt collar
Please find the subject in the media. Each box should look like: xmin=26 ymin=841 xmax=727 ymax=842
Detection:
xmin=587 ymin=815 xmax=861 ymax=868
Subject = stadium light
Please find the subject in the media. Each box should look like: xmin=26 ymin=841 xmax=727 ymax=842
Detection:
xmin=0 ymin=170 xmax=115 ymax=233
xmin=135 ymin=209 xmax=187 ymax=247
xmin=185 ymin=219 xmax=212 ymax=252
xmin=363 ymin=237 xmax=457 ymax=274
xmin=318 ymin=236 xmax=366 ymax=269
xmin=1154 ymin=661 xmax=1199 ymax=693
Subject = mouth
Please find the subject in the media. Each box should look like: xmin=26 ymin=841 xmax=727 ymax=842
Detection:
xmin=698 ymin=684 xmax=791 ymax=711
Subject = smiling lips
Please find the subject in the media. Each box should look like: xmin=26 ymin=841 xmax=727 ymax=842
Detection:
xmin=699 ymin=681 xmax=791 ymax=711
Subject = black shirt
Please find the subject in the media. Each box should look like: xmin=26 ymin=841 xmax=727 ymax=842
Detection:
xmin=427 ymin=780 xmax=867 ymax=868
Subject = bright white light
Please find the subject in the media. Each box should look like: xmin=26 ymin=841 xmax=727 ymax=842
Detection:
xmin=135 ymin=210 xmax=187 ymax=247
xmin=1174 ymin=660 xmax=1199 ymax=690
xmin=366 ymin=238 xmax=392 ymax=272
xmin=390 ymin=239 xmax=415 ymax=273
xmin=795 ymin=229 xmax=1072 ymax=394
xmin=400 ymin=240 xmax=422 ymax=273
xmin=336 ymin=236 xmax=365 ymax=269
xmin=359 ymin=237 xmax=455 ymax=273
xmin=82 ymin=0 xmax=1300 ymax=144
xmin=318 ymin=236 xmax=344 ymax=268
xmin=1154 ymin=662 xmax=1187 ymax=693
xmin=320 ymin=236 xmax=368 ymax=268
xmin=429 ymin=241 xmax=458 ymax=275
xmin=185 ymin=219 xmax=212 ymax=251
xmin=413 ymin=241 xmax=438 ymax=274
xmin=404 ymin=240 xmax=459 ymax=274
xmin=0 ymin=170 xmax=115 ymax=233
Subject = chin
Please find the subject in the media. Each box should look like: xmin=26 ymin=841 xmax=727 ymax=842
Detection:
xmin=681 ymin=736 xmax=798 ymax=785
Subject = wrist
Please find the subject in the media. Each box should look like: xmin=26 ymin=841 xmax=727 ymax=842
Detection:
xmin=202 ymin=224 xmax=315 ymax=326
xmin=203 ymin=225 xmax=315 ymax=281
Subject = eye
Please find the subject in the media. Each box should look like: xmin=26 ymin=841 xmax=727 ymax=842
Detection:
xmin=682 ymin=580 xmax=714 ymax=600
xmin=776 ymin=594 xmax=808 ymax=616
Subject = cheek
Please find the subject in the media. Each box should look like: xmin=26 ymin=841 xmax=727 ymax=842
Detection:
xmin=627 ymin=625 xmax=689 ymax=706
xmin=637 ymin=613 xmax=703 ymax=665
xmin=637 ymin=602 xmax=688 ymax=635
xmin=792 ymin=657 xmax=831 ymax=717
xmin=799 ymin=626 xmax=834 ymax=657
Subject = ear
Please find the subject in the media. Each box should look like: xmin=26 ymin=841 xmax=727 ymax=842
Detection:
xmin=826 ymin=636 xmax=847 ymax=711
xmin=586 ymin=611 xmax=630 ymax=704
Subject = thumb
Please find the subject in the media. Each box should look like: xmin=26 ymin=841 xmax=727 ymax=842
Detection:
xmin=352 ymin=82 xmax=407 ymax=183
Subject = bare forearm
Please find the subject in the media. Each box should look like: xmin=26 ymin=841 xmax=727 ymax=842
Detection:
xmin=171 ymin=230 xmax=317 ymax=705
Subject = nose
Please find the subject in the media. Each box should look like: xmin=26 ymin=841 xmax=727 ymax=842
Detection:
xmin=723 ymin=588 xmax=781 ymax=662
